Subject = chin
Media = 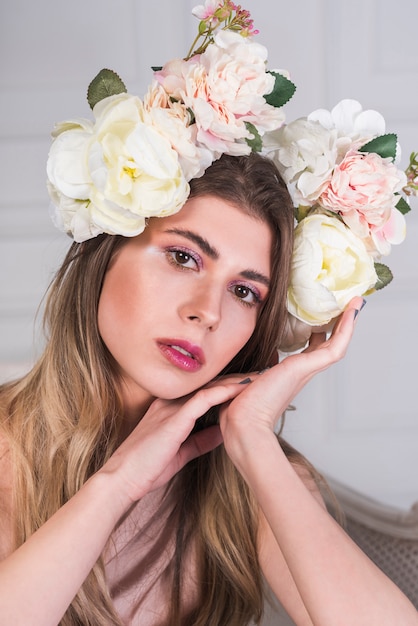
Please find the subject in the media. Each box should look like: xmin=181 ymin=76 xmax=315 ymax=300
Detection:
xmin=135 ymin=375 xmax=206 ymax=403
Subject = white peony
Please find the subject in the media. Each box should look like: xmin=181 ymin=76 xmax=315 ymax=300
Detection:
xmin=47 ymin=93 xmax=190 ymax=242
xmin=47 ymin=119 xmax=94 ymax=201
xmin=287 ymin=213 xmax=377 ymax=325
xmin=268 ymin=118 xmax=339 ymax=204
xmin=309 ymin=99 xmax=386 ymax=145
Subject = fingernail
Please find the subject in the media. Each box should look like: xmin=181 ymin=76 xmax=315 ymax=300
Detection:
xmin=239 ymin=377 xmax=252 ymax=385
xmin=354 ymin=298 xmax=367 ymax=320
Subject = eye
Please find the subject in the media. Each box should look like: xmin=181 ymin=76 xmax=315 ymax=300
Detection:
xmin=165 ymin=247 xmax=200 ymax=270
xmin=230 ymin=283 xmax=262 ymax=307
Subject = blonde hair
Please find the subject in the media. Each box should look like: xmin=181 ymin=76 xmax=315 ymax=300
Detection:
xmin=0 ymin=153 xmax=311 ymax=625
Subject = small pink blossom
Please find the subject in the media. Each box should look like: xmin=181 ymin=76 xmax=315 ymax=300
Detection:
xmin=192 ymin=0 xmax=224 ymax=21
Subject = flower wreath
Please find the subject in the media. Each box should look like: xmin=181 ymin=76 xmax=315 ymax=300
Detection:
xmin=46 ymin=0 xmax=417 ymax=352
xmin=267 ymin=104 xmax=417 ymax=350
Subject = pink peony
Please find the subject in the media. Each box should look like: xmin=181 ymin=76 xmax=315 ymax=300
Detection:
xmin=155 ymin=31 xmax=282 ymax=157
xmin=320 ymin=150 xmax=406 ymax=243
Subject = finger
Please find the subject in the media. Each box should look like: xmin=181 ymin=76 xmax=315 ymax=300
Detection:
xmin=306 ymin=297 xmax=363 ymax=360
xmin=169 ymin=381 xmax=252 ymax=438
xmin=333 ymin=296 xmax=365 ymax=332
xmin=178 ymin=425 xmax=223 ymax=467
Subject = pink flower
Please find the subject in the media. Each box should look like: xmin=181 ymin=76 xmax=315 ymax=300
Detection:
xmin=155 ymin=31 xmax=281 ymax=156
xmin=368 ymin=206 xmax=406 ymax=256
xmin=192 ymin=1 xmax=229 ymax=21
xmin=320 ymin=150 xmax=406 ymax=246
xmin=143 ymin=81 xmax=214 ymax=180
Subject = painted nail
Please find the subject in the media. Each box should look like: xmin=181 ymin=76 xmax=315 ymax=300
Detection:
xmin=354 ymin=298 xmax=367 ymax=320
xmin=239 ymin=377 xmax=252 ymax=385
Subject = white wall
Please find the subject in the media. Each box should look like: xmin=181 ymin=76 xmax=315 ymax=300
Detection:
xmin=1 ymin=0 xmax=417 ymax=509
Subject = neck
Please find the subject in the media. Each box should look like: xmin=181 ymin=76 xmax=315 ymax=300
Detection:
xmin=118 ymin=386 xmax=155 ymax=442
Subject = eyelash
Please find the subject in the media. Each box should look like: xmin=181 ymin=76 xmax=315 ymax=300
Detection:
xmin=229 ymin=282 xmax=262 ymax=307
xmin=165 ymin=246 xmax=202 ymax=270
xmin=164 ymin=246 xmax=263 ymax=308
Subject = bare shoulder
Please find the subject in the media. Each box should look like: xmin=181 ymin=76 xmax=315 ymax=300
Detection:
xmin=0 ymin=426 xmax=14 ymax=559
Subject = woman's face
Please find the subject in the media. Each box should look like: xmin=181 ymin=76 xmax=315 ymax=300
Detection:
xmin=98 ymin=195 xmax=272 ymax=415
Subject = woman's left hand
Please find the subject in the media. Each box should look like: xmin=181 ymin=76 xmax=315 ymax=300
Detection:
xmin=219 ymin=297 xmax=363 ymax=465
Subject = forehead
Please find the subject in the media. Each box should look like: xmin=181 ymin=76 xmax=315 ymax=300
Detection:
xmin=147 ymin=194 xmax=272 ymax=251
xmin=140 ymin=195 xmax=273 ymax=275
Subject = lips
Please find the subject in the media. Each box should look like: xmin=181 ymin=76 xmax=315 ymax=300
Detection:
xmin=157 ymin=338 xmax=205 ymax=372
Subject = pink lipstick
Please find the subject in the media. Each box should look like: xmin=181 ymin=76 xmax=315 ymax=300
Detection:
xmin=157 ymin=339 xmax=205 ymax=372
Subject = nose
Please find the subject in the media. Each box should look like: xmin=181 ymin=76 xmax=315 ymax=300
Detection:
xmin=178 ymin=282 xmax=222 ymax=331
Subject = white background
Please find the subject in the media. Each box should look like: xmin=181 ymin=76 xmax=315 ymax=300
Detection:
xmin=1 ymin=0 xmax=417 ymax=510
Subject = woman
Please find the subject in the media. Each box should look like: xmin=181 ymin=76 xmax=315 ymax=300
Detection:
xmin=1 ymin=2 xmax=417 ymax=623
xmin=0 ymin=152 xmax=416 ymax=625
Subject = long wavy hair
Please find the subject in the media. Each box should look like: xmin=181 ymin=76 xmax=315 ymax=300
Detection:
xmin=0 ymin=153 xmax=311 ymax=625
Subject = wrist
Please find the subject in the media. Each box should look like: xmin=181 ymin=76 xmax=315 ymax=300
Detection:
xmin=87 ymin=467 xmax=137 ymax=524
xmin=225 ymin=428 xmax=283 ymax=478
xmin=94 ymin=453 xmax=152 ymax=513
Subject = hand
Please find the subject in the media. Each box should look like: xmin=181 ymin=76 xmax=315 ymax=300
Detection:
xmin=218 ymin=297 xmax=363 ymax=463
xmin=99 ymin=380 xmax=249 ymax=507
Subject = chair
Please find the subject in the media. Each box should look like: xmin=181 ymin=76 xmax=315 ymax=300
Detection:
xmin=324 ymin=476 xmax=418 ymax=609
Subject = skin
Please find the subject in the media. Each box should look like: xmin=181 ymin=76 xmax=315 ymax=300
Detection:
xmin=98 ymin=195 xmax=272 ymax=425
xmin=0 ymin=197 xmax=417 ymax=625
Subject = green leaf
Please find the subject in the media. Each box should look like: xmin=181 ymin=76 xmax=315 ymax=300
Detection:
xmin=294 ymin=205 xmax=311 ymax=222
xmin=264 ymin=71 xmax=296 ymax=108
xmin=198 ymin=20 xmax=207 ymax=35
xmin=374 ymin=262 xmax=393 ymax=291
xmin=186 ymin=107 xmax=196 ymax=125
xmin=87 ymin=69 xmax=127 ymax=110
xmin=395 ymin=196 xmax=411 ymax=215
xmin=359 ymin=134 xmax=397 ymax=160
xmin=245 ymin=122 xmax=262 ymax=152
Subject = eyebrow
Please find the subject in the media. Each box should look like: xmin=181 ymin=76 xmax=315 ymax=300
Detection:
xmin=164 ymin=227 xmax=270 ymax=288
xmin=166 ymin=228 xmax=219 ymax=260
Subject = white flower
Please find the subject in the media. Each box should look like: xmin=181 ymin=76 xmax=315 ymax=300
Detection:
xmin=47 ymin=118 xmax=94 ymax=201
xmin=269 ymin=99 xmax=396 ymax=208
xmin=47 ymin=118 xmax=101 ymax=241
xmin=309 ymin=99 xmax=386 ymax=145
xmin=47 ymin=93 xmax=189 ymax=242
xmin=288 ymin=213 xmax=377 ymax=325
xmin=268 ymin=118 xmax=339 ymax=204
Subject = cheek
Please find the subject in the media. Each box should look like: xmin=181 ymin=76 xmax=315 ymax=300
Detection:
xmin=221 ymin=302 xmax=258 ymax=353
xmin=97 ymin=272 xmax=140 ymax=348
xmin=97 ymin=287 xmax=123 ymax=352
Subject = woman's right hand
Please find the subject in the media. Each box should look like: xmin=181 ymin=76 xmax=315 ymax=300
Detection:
xmin=0 ymin=379 xmax=246 ymax=626
xmin=98 ymin=380 xmax=247 ymax=507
